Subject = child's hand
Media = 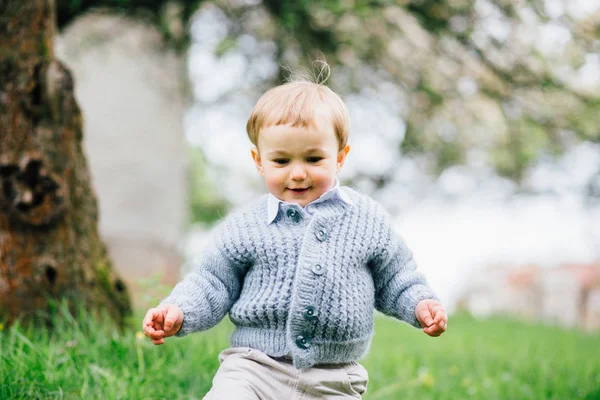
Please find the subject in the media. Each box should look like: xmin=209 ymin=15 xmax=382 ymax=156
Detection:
xmin=142 ymin=304 xmax=184 ymax=345
xmin=415 ymin=299 xmax=447 ymax=337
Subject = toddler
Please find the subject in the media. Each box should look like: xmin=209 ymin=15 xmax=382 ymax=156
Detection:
xmin=143 ymin=71 xmax=447 ymax=399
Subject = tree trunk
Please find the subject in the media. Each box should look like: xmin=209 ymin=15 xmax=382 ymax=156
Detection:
xmin=0 ymin=0 xmax=131 ymax=327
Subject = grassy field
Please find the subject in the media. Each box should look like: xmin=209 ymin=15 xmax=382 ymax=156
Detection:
xmin=0 ymin=308 xmax=599 ymax=399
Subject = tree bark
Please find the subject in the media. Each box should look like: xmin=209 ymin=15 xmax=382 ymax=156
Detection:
xmin=0 ymin=0 xmax=131 ymax=327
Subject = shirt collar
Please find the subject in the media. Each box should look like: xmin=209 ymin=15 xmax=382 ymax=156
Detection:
xmin=267 ymin=179 xmax=353 ymax=224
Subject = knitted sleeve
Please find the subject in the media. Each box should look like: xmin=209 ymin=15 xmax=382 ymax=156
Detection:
xmin=369 ymin=204 xmax=439 ymax=328
xmin=160 ymin=214 xmax=252 ymax=336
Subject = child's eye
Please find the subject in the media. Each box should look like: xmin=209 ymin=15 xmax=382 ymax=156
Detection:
xmin=273 ymin=159 xmax=289 ymax=165
xmin=306 ymin=157 xmax=323 ymax=163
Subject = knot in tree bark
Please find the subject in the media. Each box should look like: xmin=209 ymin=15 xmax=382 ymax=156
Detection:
xmin=0 ymin=152 xmax=66 ymax=226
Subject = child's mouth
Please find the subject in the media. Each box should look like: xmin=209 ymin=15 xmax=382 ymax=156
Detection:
xmin=289 ymin=188 xmax=309 ymax=194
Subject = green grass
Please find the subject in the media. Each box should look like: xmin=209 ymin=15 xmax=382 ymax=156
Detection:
xmin=0 ymin=309 xmax=599 ymax=399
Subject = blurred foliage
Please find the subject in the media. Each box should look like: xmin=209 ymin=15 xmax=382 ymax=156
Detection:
xmin=56 ymin=0 xmax=196 ymax=49
xmin=186 ymin=146 xmax=229 ymax=225
xmin=56 ymin=0 xmax=600 ymax=186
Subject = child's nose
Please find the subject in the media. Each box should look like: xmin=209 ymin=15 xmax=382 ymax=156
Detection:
xmin=290 ymin=164 xmax=307 ymax=180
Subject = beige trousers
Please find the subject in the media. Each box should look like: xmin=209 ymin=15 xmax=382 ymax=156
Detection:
xmin=203 ymin=347 xmax=369 ymax=400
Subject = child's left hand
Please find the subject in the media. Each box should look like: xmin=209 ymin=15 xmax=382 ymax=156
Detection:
xmin=415 ymin=299 xmax=447 ymax=337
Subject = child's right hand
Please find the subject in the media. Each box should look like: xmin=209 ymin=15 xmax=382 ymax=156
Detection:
xmin=142 ymin=304 xmax=184 ymax=345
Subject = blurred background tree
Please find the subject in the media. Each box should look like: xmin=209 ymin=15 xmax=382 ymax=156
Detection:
xmin=0 ymin=0 xmax=131 ymax=328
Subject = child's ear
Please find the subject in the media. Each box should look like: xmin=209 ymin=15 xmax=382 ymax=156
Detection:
xmin=250 ymin=146 xmax=264 ymax=176
xmin=337 ymin=145 xmax=350 ymax=171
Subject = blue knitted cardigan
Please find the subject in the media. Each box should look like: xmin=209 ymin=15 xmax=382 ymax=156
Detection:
xmin=161 ymin=187 xmax=438 ymax=369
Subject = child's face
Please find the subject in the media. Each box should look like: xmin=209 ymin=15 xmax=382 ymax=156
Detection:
xmin=251 ymin=110 xmax=350 ymax=207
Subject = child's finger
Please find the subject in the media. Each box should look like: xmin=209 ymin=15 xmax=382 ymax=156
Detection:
xmin=429 ymin=303 xmax=444 ymax=314
xmin=143 ymin=308 xmax=159 ymax=327
xmin=142 ymin=313 xmax=158 ymax=337
xmin=151 ymin=337 xmax=165 ymax=345
xmin=423 ymin=325 xmax=435 ymax=335
xmin=420 ymin=313 xmax=434 ymax=327
xmin=439 ymin=319 xmax=447 ymax=330
xmin=434 ymin=320 xmax=447 ymax=333
xmin=164 ymin=306 xmax=183 ymax=334
xmin=429 ymin=330 xmax=443 ymax=337
xmin=433 ymin=311 xmax=447 ymax=325
xmin=163 ymin=309 xmax=176 ymax=332
xmin=424 ymin=325 xmax=443 ymax=337
xmin=143 ymin=322 xmax=153 ymax=333
xmin=144 ymin=325 xmax=165 ymax=340
xmin=142 ymin=311 xmax=152 ymax=327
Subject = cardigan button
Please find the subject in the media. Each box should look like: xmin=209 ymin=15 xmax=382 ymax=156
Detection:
xmin=303 ymin=306 xmax=318 ymax=321
xmin=286 ymin=208 xmax=301 ymax=222
xmin=316 ymin=228 xmax=328 ymax=242
xmin=311 ymin=264 xmax=325 ymax=275
xmin=295 ymin=334 xmax=311 ymax=349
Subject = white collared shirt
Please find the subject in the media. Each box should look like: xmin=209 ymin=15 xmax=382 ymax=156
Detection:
xmin=267 ymin=179 xmax=353 ymax=224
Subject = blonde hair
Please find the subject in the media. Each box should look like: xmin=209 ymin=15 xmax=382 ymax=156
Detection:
xmin=246 ymin=76 xmax=349 ymax=150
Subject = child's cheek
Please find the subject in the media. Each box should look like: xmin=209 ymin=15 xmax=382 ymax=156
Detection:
xmin=265 ymin=175 xmax=283 ymax=193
